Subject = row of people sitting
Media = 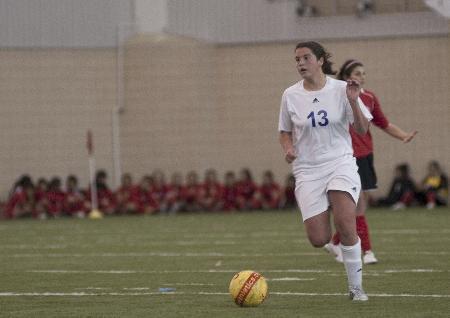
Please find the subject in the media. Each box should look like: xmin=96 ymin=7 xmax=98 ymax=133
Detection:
xmin=2 ymin=169 xmax=297 ymax=219
xmin=374 ymin=160 xmax=448 ymax=210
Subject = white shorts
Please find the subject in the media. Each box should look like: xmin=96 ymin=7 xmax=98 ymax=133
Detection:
xmin=294 ymin=156 xmax=361 ymax=221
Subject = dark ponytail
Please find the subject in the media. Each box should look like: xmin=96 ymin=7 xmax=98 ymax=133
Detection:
xmin=337 ymin=59 xmax=364 ymax=80
xmin=295 ymin=41 xmax=336 ymax=75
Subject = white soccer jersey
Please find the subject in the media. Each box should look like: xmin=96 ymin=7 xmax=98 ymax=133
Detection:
xmin=278 ymin=76 xmax=373 ymax=170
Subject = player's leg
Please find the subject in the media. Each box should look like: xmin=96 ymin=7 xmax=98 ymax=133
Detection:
xmin=326 ymin=154 xmax=378 ymax=264
xmin=329 ymin=190 xmax=367 ymax=301
xmin=303 ymin=211 xmax=332 ymax=247
xmin=294 ymin=175 xmax=332 ymax=247
xmin=357 ymin=192 xmax=377 ymax=264
xmin=356 ymin=154 xmax=378 ymax=264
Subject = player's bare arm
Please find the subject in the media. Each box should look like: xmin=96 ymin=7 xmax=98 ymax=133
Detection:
xmin=346 ymin=80 xmax=369 ymax=135
xmin=383 ymin=123 xmax=418 ymax=143
xmin=279 ymin=131 xmax=297 ymax=164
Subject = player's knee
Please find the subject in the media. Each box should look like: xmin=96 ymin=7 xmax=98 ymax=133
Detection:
xmin=308 ymin=235 xmax=331 ymax=248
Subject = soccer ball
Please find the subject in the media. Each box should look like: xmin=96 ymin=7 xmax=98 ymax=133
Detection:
xmin=229 ymin=270 xmax=268 ymax=307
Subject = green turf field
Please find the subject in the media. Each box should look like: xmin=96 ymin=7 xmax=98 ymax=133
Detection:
xmin=0 ymin=208 xmax=449 ymax=317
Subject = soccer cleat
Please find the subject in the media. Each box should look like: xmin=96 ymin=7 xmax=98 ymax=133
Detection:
xmin=349 ymin=286 xmax=369 ymax=301
xmin=363 ymin=250 xmax=378 ymax=265
xmin=426 ymin=202 xmax=436 ymax=210
xmin=391 ymin=202 xmax=405 ymax=211
xmin=324 ymin=243 xmax=343 ymax=263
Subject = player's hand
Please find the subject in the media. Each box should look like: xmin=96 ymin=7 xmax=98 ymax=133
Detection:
xmin=346 ymin=79 xmax=361 ymax=102
xmin=403 ymin=130 xmax=418 ymax=143
xmin=285 ymin=148 xmax=297 ymax=164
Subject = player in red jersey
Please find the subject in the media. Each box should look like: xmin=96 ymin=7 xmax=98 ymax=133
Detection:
xmin=325 ymin=59 xmax=417 ymax=264
xmin=280 ymin=174 xmax=297 ymax=210
xmin=136 ymin=175 xmax=159 ymax=214
xmin=166 ymin=172 xmax=185 ymax=214
xmin=44 ymin=177 xmax=66 ymax=217
xmin=236 ymin=168 xmax=258 ymax=210
xmin=35 ymin=178 xmax=49 ymax=207
xmin=150 ymin=170 xmax=170 ymax=213
xmin=181 ymin=171 xmax=202 ymax=212
xmin=64 ymin=175 xmax=89 ymax=217
xmin=115 ymin=173 xmax=140 ymax=214
xmin=257 ymin=170 xmax=282 ymax=210
xmin=4 ymin=176 xmax=38 ymax=219
xmin=199 ymin=169 xmax=223 ymax=212
xmin=221 ymin=171 xmax=238 ymax=212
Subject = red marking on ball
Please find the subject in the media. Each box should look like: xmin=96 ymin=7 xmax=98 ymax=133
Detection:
xmin=234 ymin=272 xmax=261 ymax=306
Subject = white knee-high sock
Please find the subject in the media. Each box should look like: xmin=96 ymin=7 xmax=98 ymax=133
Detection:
xmin=340 ymin=238 xmax=363 ymax=288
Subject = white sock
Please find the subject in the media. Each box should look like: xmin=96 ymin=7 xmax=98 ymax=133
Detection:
xmin=340 ymin=238 xmax=363 ymax=288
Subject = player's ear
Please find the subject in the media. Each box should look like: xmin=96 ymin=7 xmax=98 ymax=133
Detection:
xmin=318 ymin=57 xmax=324 ymax=66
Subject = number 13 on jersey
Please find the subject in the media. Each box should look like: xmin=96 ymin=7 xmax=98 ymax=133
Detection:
xmin=307 ymin=110 xmax=328 ymax=127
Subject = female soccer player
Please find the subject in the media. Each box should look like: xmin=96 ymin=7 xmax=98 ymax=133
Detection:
xmin=325 ymin=59 xmax=418 ymax=265
xmin=278 ymin=41 xmax=372 ymax=301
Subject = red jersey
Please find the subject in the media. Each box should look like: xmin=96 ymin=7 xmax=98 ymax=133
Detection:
xmin=200 ymin=182 xmax=223 ymax=201
xmin=222 ymin=184 xmax=238 ymax=211
xmin=259 ymin=183 xmax=281 ymax=209
xmin=136 ymin=187 xmax=159 ymax=213
xmin=45 ymin=190 xmax=66 ymax=216
xmin=166 ymin=184 xmax=184 ymax=204
xmin=116 ymin=185 xmax=139 ymax=203
xmin=64 ymin=189 xmax=87 ymax=214
xmin=4 ymin=189 xmax=30 ymax=218
xmin=236 ymin=181 xmax=257 ymax=200
xmin=350 ymin=89 xmax=389 ymax=158
xmin=150 ymin=184 xmax=168 ymax=205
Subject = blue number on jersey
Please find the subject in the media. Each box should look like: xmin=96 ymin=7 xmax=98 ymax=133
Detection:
xmin=317 ymin=110 xmax=328 ymax=126
xmin=307 ymin=111 xmax=316 ymax=127
xmin=307 ymin=110 xmax=328 ymax=127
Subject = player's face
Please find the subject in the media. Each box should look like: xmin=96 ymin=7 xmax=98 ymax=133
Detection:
xmin=295 ymin=47 xmax=323 ymax=79
xmin=349 ymin=66 xmax=366 ymax=86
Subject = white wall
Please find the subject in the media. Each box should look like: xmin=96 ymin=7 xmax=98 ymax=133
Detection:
xmin=135 ymin=0 xmax=168 ymax=33
xmin=0 ymin=0 xmax=133 ymax=48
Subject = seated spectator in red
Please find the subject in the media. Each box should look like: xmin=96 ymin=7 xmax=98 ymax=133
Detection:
xmin=236 ymin=168 xmax=258 ymax=210
xmin=221 ymin=171 xmax=238 ymax=212
xmin=35 ymin=178 xmax=49 ymax=207
xmin=258 ymin=170 xmax=282 ymax=210
xmin=280 ymin=174 xmax=297 ymax=210
xmin=377 ymin=163 xmax=417 ymax=210
xmin=420 ymin=160 xmax=448 ymax=209
xmin=45 ymin=177 xmax=66 ymax=217
xmin=150 ymin=169 xmax=169 ymax=213
xmin=181 ymin=171 xmax=202 ymax=212
xmin=199 ymin=169 xmax=223 ymax=212
xmin=136 ymin=175 xmax=159 ymax=214
xmin=64 ymin=175 xmax=88 ymax=218
xmin=4 ymin=176 xmax=38 ymax=218
xmin=166 ymin=172 xmax=185 ymax=214
xmin=115 ymin=173 xmax=139 ymax=214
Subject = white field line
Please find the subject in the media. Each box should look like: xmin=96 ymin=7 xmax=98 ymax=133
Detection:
xmin=0 ymin=291 xmax=448 ymax=298
xmin=161 ymin=283 xmax=216 ymax=286
xmin=75 ymin=287 xmax=111 ymax=290
xmin=268 ymin=277 xmax=316 ymax=281
xmin=27 ymin=268 xmax=448 ymax=274
xmin=3 ymin=251 xmax=449 ymax=258
xmin=0 ymin=244 xmax=68 ymax=250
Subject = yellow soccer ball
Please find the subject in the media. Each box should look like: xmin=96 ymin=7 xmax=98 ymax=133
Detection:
xmin=229 ymin=270 xmax=268 ymax=307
